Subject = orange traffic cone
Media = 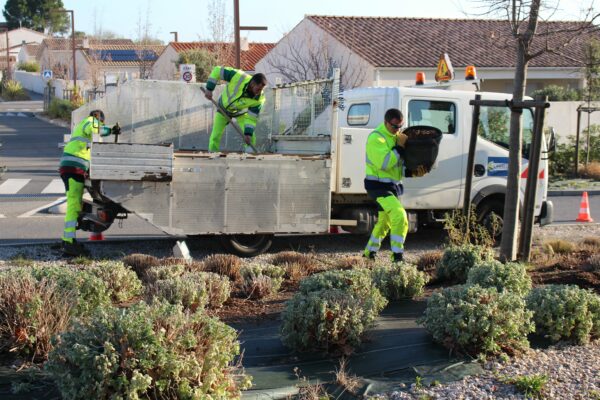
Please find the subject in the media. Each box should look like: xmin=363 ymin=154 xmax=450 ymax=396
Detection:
xmin=89 ymin=232 xmax=105 ymax=241
xmin=576 ymin=192 xmax=594 ymax=223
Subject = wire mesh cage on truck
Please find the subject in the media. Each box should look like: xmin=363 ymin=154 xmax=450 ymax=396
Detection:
xmin=72 ymin=74 xmax=340 ymax=256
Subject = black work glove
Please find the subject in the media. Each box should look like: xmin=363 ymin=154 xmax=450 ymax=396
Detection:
xmin=111 ymin=123 xmax=121 ymax=136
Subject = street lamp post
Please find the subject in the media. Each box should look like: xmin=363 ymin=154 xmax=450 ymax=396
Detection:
xmin=233 ymin=0 xmax=267 ymax=69
xmin=65 ymin=9 xmax=76 ymax=89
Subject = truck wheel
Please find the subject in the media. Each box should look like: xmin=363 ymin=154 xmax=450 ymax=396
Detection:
xmin=476 ymin=199 xmax=504 ymax=241
xmin=220 ymin=234 xmax=274 ymax=257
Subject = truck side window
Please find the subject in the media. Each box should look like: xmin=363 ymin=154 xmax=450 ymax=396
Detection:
xmin=478 ymin=106 xmax=535 ymax=159
xmin=347 ymin=103 xmax=371 ymax=126
xmin=407 ymin=100 xmax=456 ymax=134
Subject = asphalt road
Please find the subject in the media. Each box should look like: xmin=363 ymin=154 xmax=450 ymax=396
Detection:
xmin=0 ymin=110 xmax=598 ymax=246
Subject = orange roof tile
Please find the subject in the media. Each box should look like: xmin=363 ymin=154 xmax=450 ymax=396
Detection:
xmin=170 ymin=41 xmax=275 ymax=71
xmin=307 ymin=16 xmax=599 ymax=68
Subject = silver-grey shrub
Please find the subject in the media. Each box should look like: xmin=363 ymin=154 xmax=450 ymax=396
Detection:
xmin=281 ymin=288 xmax=380 ymax=354
xmin=240 ymin=263 xmax=285 ymax=299
xmin=466 ymin=260 xmax=532 ymax=297
xmin=299 ymin=268 xmax=387 ymax=315
xmin=526 ymin=285 xmax=600 ymax=344
xmin=436 ymin=244 xmax=495 ymax=282
xmin=89 ymin=261 xmax=144 ymax=303
xmin=45 ymin=301 xmax=251 ymax=399
xmin=372 ymin=262 xmax=429 ymax=300
xmin=419 ymin=285 xmax=534 ymax=356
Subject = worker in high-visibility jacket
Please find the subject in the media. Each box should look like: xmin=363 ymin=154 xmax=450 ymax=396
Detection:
xmin=363 ymin=108 xmax=426 ymax=263
xmin=204 ymin=66 xmax=267 ymax=152
xmin=58 ymin=110 xmax=120 ymax=256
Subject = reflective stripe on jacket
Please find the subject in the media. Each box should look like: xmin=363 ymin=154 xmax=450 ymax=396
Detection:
xmin=365 ymin=123 xmax=403 ymax=184
xmin=206 ymin=66 xmax=265 ymax=135
xmin=59 ymin=116 xmax=111 ymax=171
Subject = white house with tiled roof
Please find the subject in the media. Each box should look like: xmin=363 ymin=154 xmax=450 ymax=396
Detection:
xmin=152 ymin=40 xmax=275 ymax=80
xmin=257 ymin=16 xmax=595 ymax=93
xmin=0 ymin=27 xmax=46 ymax=71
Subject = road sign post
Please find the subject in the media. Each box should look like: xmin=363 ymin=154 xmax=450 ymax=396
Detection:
xmin=42 ymin=70 xmax=53 ymax=81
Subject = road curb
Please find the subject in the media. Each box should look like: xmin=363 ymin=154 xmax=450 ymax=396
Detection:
xmin=34 ymin=113 xmax=70 ymax=129
xmin=548 ymin=190 xmax=600 ymax=197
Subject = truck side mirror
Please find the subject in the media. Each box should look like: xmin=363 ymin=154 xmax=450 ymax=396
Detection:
xmin=547 ymin=127 xmax=557 ymax=154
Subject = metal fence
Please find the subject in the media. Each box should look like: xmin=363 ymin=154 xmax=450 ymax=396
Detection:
xmin=72 ymin=74 xmax=339 ymax=153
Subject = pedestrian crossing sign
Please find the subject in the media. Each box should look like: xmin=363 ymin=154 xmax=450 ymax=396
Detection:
xmin=434 ymin=53 xmax=454 ymax=82
xmin=42 ymin=70 xmax=53 ymax=80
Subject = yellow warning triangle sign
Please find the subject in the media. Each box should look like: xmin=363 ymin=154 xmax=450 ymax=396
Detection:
xmin=435 ymin=53 xmax=455 ymax=82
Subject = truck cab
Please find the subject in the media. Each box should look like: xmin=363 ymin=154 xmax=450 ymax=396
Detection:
xmin=333 ymin=86 xmax=553 ymax=233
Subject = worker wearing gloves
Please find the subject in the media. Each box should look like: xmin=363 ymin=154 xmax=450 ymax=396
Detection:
xmin=363 ymin=108 xmax=426 ymax=263
xmin=58 ymin=110 xmax=120 ymax=256
xmin=204 ymin=66 xmax=267 ymax=152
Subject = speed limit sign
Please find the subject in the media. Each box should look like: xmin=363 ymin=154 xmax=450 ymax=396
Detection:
xmin=179 ymin=64 xmax=196 ymax=83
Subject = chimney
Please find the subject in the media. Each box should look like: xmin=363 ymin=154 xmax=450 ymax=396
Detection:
xmin=240 ymin=37 xmax=249 ymax=52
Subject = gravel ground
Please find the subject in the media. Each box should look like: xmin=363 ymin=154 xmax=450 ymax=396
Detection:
xmin=377 ymin=342 xmax=600 ymax=400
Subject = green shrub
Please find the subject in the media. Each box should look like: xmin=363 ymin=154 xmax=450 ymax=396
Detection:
xmin=466 ymin=260 xmax=532 ymax=297
xmin=148 ymin=273 xmax=209 ymax=311
xmin=27 ymin=265 xmax=111 ymax=318
xmin=16 ymin=61 xmax=40 ymax=73
xmin=0 ymin=274 xmax=73 ymax=360
xmin=371 ymin=262 xmax=429 ymax=300
xmin=281 ymin=289 xmax=380 ymax=354
xmin=1 ymin=79 xmax=29 ymax=100
xmin=419 ymin=285 xmax=534 ymax=356
xmin=526 ymin=285 xmax=600 ymax=344
xmin=503 ymin=374 xmax=548 ymax=399
xmin=47 ymin=98 xmax=74 ymax=121
xmin=240 ymin=263 xmax=285 ymax=299
xmin=143 ymin=264 xmax=186 ymax=284
xmin=89 ymin=261 xmax=143 ymax=303
xmin=45 ymin=301 xmax=251 ymax=399
xmin=436 ymin=244 xmax=495 ymax=282
xmin=299 ymin=268 xmax=387 ymax=315
xmin=201 ymin=272 xmax=231 ymax=308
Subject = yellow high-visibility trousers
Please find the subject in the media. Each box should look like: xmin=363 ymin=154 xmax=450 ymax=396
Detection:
xmin=61 ymin=175 xmax=84 ymax=243
xmin=364 ymin=194 xmax=408 ymax=259
xmin=208 ymin=112 xmax=256 ymax=152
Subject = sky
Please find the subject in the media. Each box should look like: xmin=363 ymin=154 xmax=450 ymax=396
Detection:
xmin=2 ymin=0 xmax=597 ymax=43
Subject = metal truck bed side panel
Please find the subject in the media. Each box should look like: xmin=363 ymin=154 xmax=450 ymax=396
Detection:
xmin=90 ymin=143 xmax=173 ymax=181
xmin=94 ymin=146 xmax=331 ymax=235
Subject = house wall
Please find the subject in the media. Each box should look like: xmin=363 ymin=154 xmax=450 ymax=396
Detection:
xmin=256 ymin=19 xmax=372 ymax=89
xmin=151 ymin=45 xmax=178 ymax=80
xmin=14 ymin=70 xmax=91 ymax=98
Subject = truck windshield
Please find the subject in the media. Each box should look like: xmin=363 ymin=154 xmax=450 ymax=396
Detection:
xmin=477 ymin=106 xmax=535 ymax=159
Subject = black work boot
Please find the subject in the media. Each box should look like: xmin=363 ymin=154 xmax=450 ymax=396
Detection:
xmin=61 ymin=240 xmax=90 ymax=257
xmin=392 ymin=252 xmax=404 ymax=263
xmin=363 ymin=251 xmax=376 ymax=260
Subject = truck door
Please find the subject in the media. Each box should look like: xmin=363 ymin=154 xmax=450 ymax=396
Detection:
xmin=401 ymin=97 xmax=464 ymax=209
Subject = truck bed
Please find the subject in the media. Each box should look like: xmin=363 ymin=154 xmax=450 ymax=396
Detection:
xmin=90 ymin=143 xmax=332 ymax=235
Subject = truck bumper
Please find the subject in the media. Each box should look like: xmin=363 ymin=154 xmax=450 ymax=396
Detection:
xmin=538 ymin=200 xmax=554 ymax=226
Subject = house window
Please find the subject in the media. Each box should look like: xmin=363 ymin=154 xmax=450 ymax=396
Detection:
xmin=347 ymin=103 xmax=371 ymax=126
xmin=407 ymin=100 xmax=456 ymax=134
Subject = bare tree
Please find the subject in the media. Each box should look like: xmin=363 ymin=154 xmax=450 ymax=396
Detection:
xmin=134 ymin=3 xmax=162 ymax=79
xmin=264 ymin=24 xmax=368 ymax=88
xmin=477 ymin=0 xmax=599 ymax=260
xmin=205 ymin=0 xmax=234 ymax=65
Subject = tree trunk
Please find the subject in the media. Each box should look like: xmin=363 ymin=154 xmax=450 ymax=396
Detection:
xmin=499 ymin=42 xmax=528 ymax=261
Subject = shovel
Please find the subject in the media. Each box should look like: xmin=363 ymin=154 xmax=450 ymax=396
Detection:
xmin=201 ymin=86 xmax=258 ymax=153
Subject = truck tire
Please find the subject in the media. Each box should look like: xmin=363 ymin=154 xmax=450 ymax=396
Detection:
xmin=220 ymin=234 xmax=274 ymax=257
xmin=476 ymin=198 xmax=504 ymax=241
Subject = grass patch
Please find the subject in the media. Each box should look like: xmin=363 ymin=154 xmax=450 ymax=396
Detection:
xmin=544 ymin=239 xmax=578 ymax=254
xmin=502 ymin=374 xmax=548 ymax=399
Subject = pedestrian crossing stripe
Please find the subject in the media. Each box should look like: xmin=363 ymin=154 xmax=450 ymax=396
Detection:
xmin=0 ymin=179 xmax=30 ymax=194
xmin=0 ymin=112 xmax=37 ymax=117
xmin=41 ymin=179 xmax=64 ymax=194
xmin=0 ymin=178 xmax=64 ymax=195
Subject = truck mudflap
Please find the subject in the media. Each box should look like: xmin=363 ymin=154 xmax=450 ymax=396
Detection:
xmin=538 ymin=200 xmax=554 ymax=226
